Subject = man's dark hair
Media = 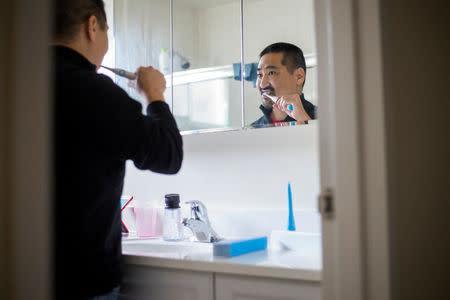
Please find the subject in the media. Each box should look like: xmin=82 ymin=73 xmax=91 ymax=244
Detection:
xmin=259 ymin=42 xmax=307 ymax=87
xmin=53 ymin=0 xmax=107 ymax=42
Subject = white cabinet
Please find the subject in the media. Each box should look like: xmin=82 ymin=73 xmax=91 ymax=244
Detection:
xmin=121 ymin=265 xmax=213 ymax=300
xmin=215 ymin=274 xmax=321 ymax=300
xmin=121 ymin=264 xmax=320 ymax=300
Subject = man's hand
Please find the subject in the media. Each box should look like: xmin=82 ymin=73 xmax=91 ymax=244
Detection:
xmin=136 ymin=66 xmax=166 ymax=103
xmin=274 ymin=94 xmax=311 ymax=123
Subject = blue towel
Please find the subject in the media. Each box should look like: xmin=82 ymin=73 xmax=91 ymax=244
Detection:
xmin=233 ymin=62 xmax=258 ymax=87
xmin=233 ymin=62 xmax=241 ymax=80
xmin=243 ymin=63 xmax=253 ymax=80
xmin=244 ymin=63 xmax=258 ymax=87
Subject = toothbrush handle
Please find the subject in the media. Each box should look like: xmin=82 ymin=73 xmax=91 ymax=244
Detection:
xmin=117 ymin=69 xmax=137 ymax=80
xmin=269 ymin=95 xmax=294 ymax=111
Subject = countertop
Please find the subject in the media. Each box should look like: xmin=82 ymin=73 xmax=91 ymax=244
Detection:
xmin=122 ymin=237 xmax=322 ymax=282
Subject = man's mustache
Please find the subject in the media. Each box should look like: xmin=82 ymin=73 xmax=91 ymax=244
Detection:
xmin=259 ymin=87 xmax=274 ymax=94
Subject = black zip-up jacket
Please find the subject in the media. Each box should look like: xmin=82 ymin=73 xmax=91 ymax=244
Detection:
xmin=52 ymin=46 xmax=183 ymax=299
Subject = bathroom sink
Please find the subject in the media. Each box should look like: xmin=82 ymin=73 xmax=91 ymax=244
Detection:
xmin=122 ymin=235 xmax=322 ymax=270
xmin=270 ymin=230 xmax=321 ymax=256
xmin=122 ymin=238 xmax=213 ymax=257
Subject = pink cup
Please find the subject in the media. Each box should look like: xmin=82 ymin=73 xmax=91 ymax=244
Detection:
xmin=134 ymin=205 xmax=159 ymax=238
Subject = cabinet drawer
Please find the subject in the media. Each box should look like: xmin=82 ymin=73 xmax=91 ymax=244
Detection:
xmin=215 ymin=274 xmax=321 ymax=300
xmin=121 ymin=265 xmax=213 ymax=300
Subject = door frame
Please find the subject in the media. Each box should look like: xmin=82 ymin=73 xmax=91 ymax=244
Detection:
xmin=5 ymin=0 xmax=52 ymax=299
xmin=315 ymin=0 xmax=390 ymax=299
xmin=3 ymin=0 xmax=391 ymax=299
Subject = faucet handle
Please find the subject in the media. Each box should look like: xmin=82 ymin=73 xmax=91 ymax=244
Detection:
xmin=183 ymin=200 xmax=223 ymax=243
xmin=185 ymin=200 xmax=210 ymax=225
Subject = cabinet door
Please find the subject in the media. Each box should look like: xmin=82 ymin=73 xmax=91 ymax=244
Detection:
xmin=121 ymin=265 xmax=213 ymax=300
xmin=215 ymin=274 xmax=321 ymax=300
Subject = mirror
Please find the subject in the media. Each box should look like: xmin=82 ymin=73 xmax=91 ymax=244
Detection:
xmin=101 ymin=0 xmax=317 ymax=133
xmin=172 ymin=0 xmax=242 ymax=132
xmin=102 ymin=0 xmax=241 ymax=133
xmin=106 ymin=0 xmax=172 ymax=112
xmin=243 ymin=0 xmax=317 ymax=128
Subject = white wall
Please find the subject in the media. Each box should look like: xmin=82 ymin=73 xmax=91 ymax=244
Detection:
xmin=123 ymin=123 xmax=320 ymax=234
xmin=195 ymin=0 xmax=316 ymax=64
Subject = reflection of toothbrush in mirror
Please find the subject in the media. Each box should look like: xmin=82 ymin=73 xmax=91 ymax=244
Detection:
xmin=262 ymin=93 xmax=293 ymax=111
xmin=100 ymin=65 xmax=137 ymax=80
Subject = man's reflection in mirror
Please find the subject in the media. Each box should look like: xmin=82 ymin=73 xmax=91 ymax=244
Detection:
xmin=251 ymin=42 xmax=317 ymax=128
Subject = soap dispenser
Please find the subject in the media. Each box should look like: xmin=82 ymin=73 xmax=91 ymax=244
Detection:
xmin=158 ymin=47 xmax=170 ymax=74
xmin=163 ymin=194 xmax=184 ymax=241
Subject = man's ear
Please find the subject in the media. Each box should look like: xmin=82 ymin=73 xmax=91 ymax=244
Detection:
xmin=295 ymin=67 xmax=305 ymax=87
xmin=86 ymin=15 xmax=99 ymax=42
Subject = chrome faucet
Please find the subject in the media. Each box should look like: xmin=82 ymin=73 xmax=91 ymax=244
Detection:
xmin=182 ymin=200 xmax=222 ymax=243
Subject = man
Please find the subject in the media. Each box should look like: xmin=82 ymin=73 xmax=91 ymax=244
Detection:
xmin=52 ymin=1 xmax=183 ymax=299
xmin=251 ymin=42 xmax=317 ymax=127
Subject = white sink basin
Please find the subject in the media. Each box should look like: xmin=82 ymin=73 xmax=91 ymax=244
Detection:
xmin=270 ymin=230 xmax=322 ymax=256
xmin=122 ymin=238 xmax=213 ymax=258
xmin=122 ymin=235 xmax=322 ymax=270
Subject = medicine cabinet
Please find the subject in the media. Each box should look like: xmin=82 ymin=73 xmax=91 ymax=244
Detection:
xmin=101 ymin=0 xmax=317 ymax=134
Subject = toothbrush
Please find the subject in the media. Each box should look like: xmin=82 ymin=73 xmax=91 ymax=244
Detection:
xmin=287 ymin=182 xmax=296 ymax=231
xmin=100 ymin=65 xmax=137 ymax=80
xmin=121 ymin=196 xmax=134 ymax=211
xmin=263 ymin=93 xmax=293 ymax=111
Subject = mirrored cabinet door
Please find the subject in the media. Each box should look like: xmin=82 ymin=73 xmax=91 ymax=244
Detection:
xmin=101 ymin=0 xmax=318 ymax=133
xmin=172 ymin=0 xmax=242 ymax=132
xmin=243 ymin=0 xmax=318 ymax=128
xmin=106 ymin=0 xmax=172 ymax=110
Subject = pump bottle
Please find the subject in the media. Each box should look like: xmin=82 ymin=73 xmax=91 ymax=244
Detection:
xmin=162 ymin=194 xmax=184 ymax=241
